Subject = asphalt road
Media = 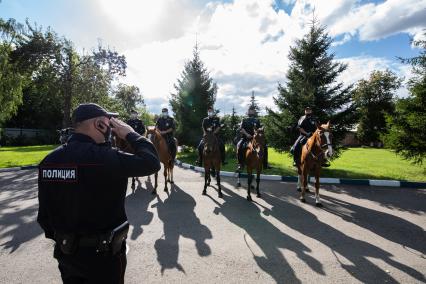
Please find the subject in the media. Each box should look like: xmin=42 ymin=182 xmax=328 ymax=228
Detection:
xmin=0 ymin=167 xmax=425 ymax=283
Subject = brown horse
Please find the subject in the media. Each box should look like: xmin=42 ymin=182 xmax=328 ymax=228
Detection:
xmin=113 ymin=135 xmax=140 ymax=190
xmin=146 ymin=127 xmax=175 ymax=194
xmin=237 ymin=128 xmax=266 ymax=201
xmin=202 ymin=130 xmax=223 ymax=198
xmin=297 ymin=122 xmax=333 ymax=207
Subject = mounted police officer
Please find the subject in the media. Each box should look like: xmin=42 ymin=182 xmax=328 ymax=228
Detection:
xmin=126 ymin=109 xmax=146 ymax=136
xmin=236 ymin=105 xmax=270 ymax=171
xmin=155 ymin=107 xmax=177 ymax=161
xmin=37 ymin=103 xmax=160 ymax=284
xmin=290 ymin=106 xmax=330 ymax=167
xmin=196 ymin=106 xmax=227 ymax=166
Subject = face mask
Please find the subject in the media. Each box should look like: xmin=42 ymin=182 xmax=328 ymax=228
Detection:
xmin=208 ymin=111 xmax=214 ymax=117
xmin=162 ymin=112 xmax=168 ymax=117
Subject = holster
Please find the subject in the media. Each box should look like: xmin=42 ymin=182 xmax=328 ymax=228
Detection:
xmin=97 ymin=221 xmax=129 ymax=255
xmin=54 ymin=232 xmax=78 ymax=255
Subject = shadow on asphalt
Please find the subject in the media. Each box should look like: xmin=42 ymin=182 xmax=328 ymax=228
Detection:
xmin=259 ymin=191 xmax=426 ymax=283
xmin=0 ymin=170 xmax=43 ymax=253
xmin=125 ymin=178 xmax=156 ymax=241
xmin=326 ymin=185 xmax=426 ymax=214
xmin=151 ymin=183 xmax=212 ymax=275
xmin=215 ymin=185 xmax=324 ymax=283
xmin=321 ymin=195 xmax=426 ymax=256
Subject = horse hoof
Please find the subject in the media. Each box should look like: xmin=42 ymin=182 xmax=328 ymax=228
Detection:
xmin=218 ymin=192 xmax=223 ymax=198
xmin=297 ymin=188 xmax=301 ymax=192
xmin=316 ymin=202 xmax=323 ymax=207
xmin=202 ymin=190 xmax=207 ymax=195
xmin=237 ymin=183 xmax=241 ymax=187
xmin=257 ymin=193 xmax=261 ymax=198
xmin=151 ymin=190 xmax=157 ymax=195
xmin=300 ymin=198 xmax=306 ymax=203
xmin=306 ymin=188 xmax=311 ymax=193
xmin=247 ymin=196 xmax=252 ymax=201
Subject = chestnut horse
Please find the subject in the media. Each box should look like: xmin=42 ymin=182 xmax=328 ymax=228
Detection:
xmin=146 ymin=127 xmax=175 ymax=194
xmin=202 ymin=130 xmax=223 ymax=198
xmin=237 ymin=128 xmax=266 ymax=201
xmin=113 ymin=135 xmax=139 ymax=190
xmin=297 ymin=122 xmax=333 ymax=207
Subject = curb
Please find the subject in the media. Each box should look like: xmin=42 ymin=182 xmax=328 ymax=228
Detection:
xmin=175 ymin=160 xmax=426 ymax=189
xmin=0 ymin=165 xmax=38 ymax=173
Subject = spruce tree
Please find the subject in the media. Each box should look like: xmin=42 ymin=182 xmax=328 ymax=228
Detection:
xmin=266 ymin=20 xmax=356 ymax=153
xmin=170 ymin=44 xmax=217 ymax=146
xmin=249 ymin=91 xmax=261 ymax=113
xmin=384 ymin=35 xmax=426 ymax=164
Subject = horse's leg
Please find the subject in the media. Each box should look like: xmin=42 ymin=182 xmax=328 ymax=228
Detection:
xmin=247 ymin=167 xmax=253 ymax=201
xmin=170 ymin=165 xmax=174 ymax=184
xmin=237 ymin=171 xmax=241 ymax=187
xmin=206 ymin=162 xmax=211 ymax=186
xmin=163 ymin=166 xmax=168 ymax=192
xmin=217 ymin=163 xmax=223 ymax=198
xmin=256 ymin=167 xmax=261 ymax=198
xmin=131 ymin=177 xmax=135 ymax=190
xmin=203 ymin=167 xmax=208 ymax=195
xmin=315 ymin=168 xmax=322 ymax=207
xmin=297 ymin=173 xmax=302 ymax=192
xmin=300 ymin=166 xmax=307 ymax=203
xmin=152 ymin=172 xmax=158 ymax=195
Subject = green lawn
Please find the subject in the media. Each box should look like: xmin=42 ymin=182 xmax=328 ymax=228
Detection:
xmin=178 ymin=147 xmax=426 ymax=182
xmin=1 ymin=145 xmax=424 ymax=181
xmin=0 ymin=145 xmax=58 ymax=168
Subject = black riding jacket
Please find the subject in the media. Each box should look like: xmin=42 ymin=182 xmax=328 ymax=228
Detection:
xmin=202 ymin=116 xmax=221 ymax=132
xmin=240 ymin=116 xmax=262 ymax=137
xmin=126 ymin=118 xmax=146 ymax=135
xmin=156 ymin=116 xmax=175 ymax=137
xmin=297 ymin=115 xmax=318 ymax=135
xmin=37 ymin=132 xmax=160 ymax=240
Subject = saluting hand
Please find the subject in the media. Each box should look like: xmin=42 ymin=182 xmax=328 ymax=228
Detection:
xmin=110 ymin=118 xmax=134 ymax=139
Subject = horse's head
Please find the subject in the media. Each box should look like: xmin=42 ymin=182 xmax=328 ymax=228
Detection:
xmin=203 ymin=128 xmax=217 ymax=154
xmin=146 ymin=126 xmax=160 ymax=142
xmin=316 ymin=121 xmax=333 ymax=158
xmin=251 ymin=127 xmax=266 ymax=158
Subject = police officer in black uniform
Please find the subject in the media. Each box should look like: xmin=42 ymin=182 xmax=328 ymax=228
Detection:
xmin=290 ymin=106 xmax=329 ymax=167
xmin=236 ymin=105 xmax=269 ymax=171
xmin=196 ymin=107 xmax=227 ymax=166
xmin=126 ymin=109 xmax=145 ymax=136
xmin=155 ymin=107 xmax=177 ymax=161
xmin=37 ymin=103 xmax=160 ymax=284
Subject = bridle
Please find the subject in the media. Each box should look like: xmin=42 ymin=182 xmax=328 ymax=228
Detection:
xmin=306 ymin=129 xmax=333 ymax=161
xmin=249 ymin=132 xmax=264 ymax=158
xmin=203 ymin=131 xmax=219 ymax=155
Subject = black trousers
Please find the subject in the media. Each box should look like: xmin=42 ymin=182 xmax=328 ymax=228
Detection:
xmin=54 ymin=243 xmax=127 ymax=284
xmin=293 ymin=135 xmax=307 ymax=164
xmin=164 ymin=135 xmax=177 ymax=159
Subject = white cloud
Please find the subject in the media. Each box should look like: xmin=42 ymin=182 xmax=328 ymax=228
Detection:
xmin=339 ymin=55 xmax=413 ymax=97
xmin=114 ymin=0 xmax=424 ymax=115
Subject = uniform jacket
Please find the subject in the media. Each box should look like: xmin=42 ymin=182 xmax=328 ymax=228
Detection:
xmin=37 ymin=132 xmax=160 ymax=239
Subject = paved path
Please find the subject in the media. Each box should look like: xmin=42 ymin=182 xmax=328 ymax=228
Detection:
xmin=0 ymin=167 xmax=425 ymax=283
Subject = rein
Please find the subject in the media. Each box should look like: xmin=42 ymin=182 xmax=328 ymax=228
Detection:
xmin=305 ymin=131 xmax=329 ymax=162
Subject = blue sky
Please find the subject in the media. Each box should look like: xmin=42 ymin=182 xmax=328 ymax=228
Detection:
xmin=1 ymin=0 xmax=425 ymax=115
